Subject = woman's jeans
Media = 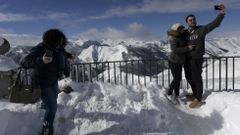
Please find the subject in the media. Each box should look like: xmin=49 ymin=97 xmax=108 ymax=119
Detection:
xmin=168 ymin=61 xmax=182 ymax=96
xmin=40 ymin=83 xmax=58 ymax=129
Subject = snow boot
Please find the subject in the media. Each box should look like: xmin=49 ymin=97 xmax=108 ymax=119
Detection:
xmin=166 ymin=94 xmax=179 ymax=105
xmin=189 ymin=98 xmax=204 ymax=108
xmin=174 ymin=96 xmax=180 ymax=105
xmin=40 ymin=122 xmax=54 ymax=135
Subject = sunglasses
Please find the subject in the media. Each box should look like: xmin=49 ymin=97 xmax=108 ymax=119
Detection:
xmin=188 ymin=18 xmax=196 ymax=22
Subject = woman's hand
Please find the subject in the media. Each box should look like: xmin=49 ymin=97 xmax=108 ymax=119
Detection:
xmin=188 ymin=45 xmax=196 ymax=50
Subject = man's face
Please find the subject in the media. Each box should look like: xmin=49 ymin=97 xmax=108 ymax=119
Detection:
xmin=187 ymin=16 xmax=197 ymax=27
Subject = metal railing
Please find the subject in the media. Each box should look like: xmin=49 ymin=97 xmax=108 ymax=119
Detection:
xmin=70 ymin=56 xmax=240 ymax=91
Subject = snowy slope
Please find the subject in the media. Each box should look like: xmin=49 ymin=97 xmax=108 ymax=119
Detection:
xmin=1 ymin=81 xmax=240 ymax=135
xmin=74 ymin=39 xmax=168 ymax=62
xmin=205 ymin=36 xmax=240 ymax=56
xmin=0 ymin=56 xmax=19 ymax=71
xmin=5 ymin=36 xmax=240 ymax=64
xmin=74 ymin=37 xmax=240 ymax=63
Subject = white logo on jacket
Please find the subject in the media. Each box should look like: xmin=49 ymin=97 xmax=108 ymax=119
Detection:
xmin=188 ymin=34 xmax=199 ymax=41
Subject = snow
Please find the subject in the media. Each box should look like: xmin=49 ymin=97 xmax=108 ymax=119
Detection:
xmin=0 ymin=55 xmax=19 ymax=71
xmin=1 ymin=36 xmax=240 ymax=135
xmin=77 ymin=44 xmax=128 ymax=62
xmin=1 ymin=81 xmax=240 ymax=135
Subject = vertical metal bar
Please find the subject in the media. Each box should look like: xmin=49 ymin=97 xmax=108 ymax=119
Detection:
xmin=96 ymin=62 xmax=98 ymax=81
xmin=206 ymin=58 xmax=208 ymax=89
xmin=186 ymin=60 xmax=189 ymax=89
xmin=78 ymin=65 xmax=81 ymax=82
xmin=131 ymin=60 xmax=134 ymax=85
xmin=219 ymin=58 xmax=222 ymax=91
xmin=212 ymin=57 xmax=215 ymax=91
xmin=233 ymin=57 xmax=235 ymax=90
xmin=126 ymin=61 xmax=128 ymax=85
xmin=75 ymin=65 xmax=78 ymax=82
xmin=162 ymin=60 xmax=164 ymax=87
xmin=120 ymin=62 xmax=122 ymax=85
xmin=149 ymin=60 xmax=152 ymax=82
xmin=83 ymin=64 xmax=85 ymax=82
xmin=137 ymin=60 xmax=140 ymax=84
xmin=144 ymin=60 xmax=146 ymax=86
xmin=108 ymin=62 xmax=110 ymax=83
xmin=156 ymin=60 xmax=159 ymax=85
xmin=102 ymin=63 xmax=104 ymax=83
xmin=70 ymin=65 xmax=74 ymax=81
xmin=226 ymin=58 xmax=228 ymax=91
xmin=114 ymin=62 xmax=116 ymax=84
xmin=80 ymin=65 xmax=82 ymax=82
xmin=89 ymin=64 xmax=92 ymax=82
xmin=70 ymin=65 xmax=72 ymax=81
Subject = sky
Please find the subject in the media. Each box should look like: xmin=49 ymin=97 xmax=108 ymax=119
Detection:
xmin=0 ymin=0 xmax=240 ymax=43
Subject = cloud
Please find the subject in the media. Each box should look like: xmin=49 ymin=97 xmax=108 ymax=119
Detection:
xmin=0 ymin=28 xmax=15 ymax=34
xmin=78 ymin=22 xmax=157 ymax=41
xmin=1 ymin=34 xmax=41 ymax=46
xmin=0 ymin=4 xmax=8 ymax=11
xmin=0 ymin=12 xmax=36 ymax=22
xmin=0 ymin=27 xmax=41 ymax=46
xmin=0 ymin=11 xmax=70 ymax=22
xmin=82 ymin=0 xmax=239 ymax=21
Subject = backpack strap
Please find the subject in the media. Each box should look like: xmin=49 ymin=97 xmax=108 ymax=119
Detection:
xmin=14 ymin=67 xmax=22 ymax=86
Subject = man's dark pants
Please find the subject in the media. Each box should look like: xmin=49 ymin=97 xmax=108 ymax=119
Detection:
xmin=184 ymin=57 xmax=197 ymax=97
xmin=187 ymin=57 xmax=203 ymax=101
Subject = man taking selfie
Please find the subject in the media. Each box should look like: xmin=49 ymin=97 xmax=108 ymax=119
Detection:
xmin=185 ymin=4 xmax=225 ymax=108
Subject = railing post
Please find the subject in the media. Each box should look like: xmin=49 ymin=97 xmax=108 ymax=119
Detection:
xmin=233 ymin=57 xmax=235 ymax=90
xmin=96 ymin=62 xmax=98 ymax=81
xmin=162 ymin=59 xmax=165 ymax=87
xmin=206 ymin=58 xmax=208 ymax=89
xmin=114 ymin=62 xmax=116 ymax=84
xmin=125 ymin=61 xmax=128 ymax=85
xmin=219 ymin=58 xmax=221 ymax=91
xmin=73 ymin=65 xmax=77 ymax=82
xmin=156 ymin=60 xmax=159 ymax=85
xmin=226 ymin=58 xmax=228 ymax=91
xmin=168 ymin=61 xmax=170 ymax=87
xmin=149 ymin=60 xmax=152 ymax=82
xmin=102 ymin=63 xmax=104 ymax=83
xmin=131 ymin=60 xmax=134 ymax=85
xmin=212 ymin=57 xmax=215 ymax=91
xmin=89 ymin=63 xmax=92 ymax=82
xmin=120 ymin=62 xmax=122 ymax=85
xmin=82 ymin=64 xmax=85 ymax=82
xmin=137 ymin=60 xmax=140 ymax=84
xmin=144 ymin=60 xmax=146 ymax=86
xmin=108 ymin=62 xmax=110 ymax=83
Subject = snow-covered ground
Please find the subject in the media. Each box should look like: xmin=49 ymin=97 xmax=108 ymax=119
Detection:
xmin=1 ymin=36 xmax=240 ymax=135
xmin=1 ymin=80 xmax=240 ymax=135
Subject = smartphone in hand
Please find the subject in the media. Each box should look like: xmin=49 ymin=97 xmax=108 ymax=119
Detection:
xmin=214 ymin=5 xmax=221 ymax=10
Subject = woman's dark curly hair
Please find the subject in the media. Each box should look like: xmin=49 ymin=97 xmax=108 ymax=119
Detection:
xmin=42 ymin=29 xmax=67 ymax=49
